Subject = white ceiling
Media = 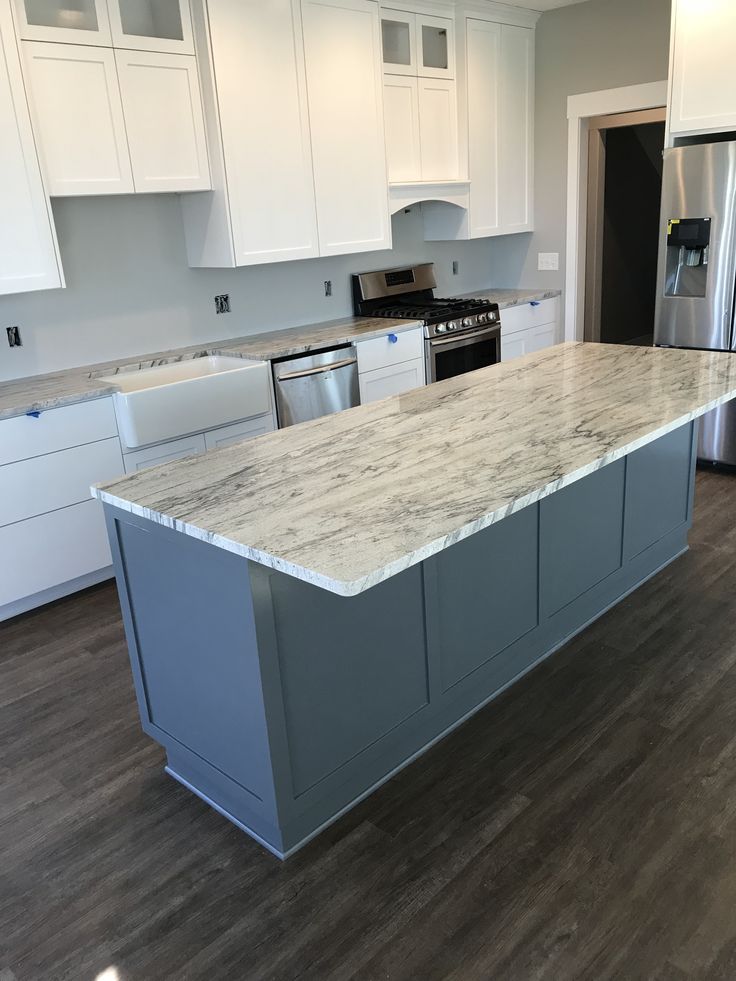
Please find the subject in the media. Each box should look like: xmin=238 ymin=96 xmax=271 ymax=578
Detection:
xmin=500 ymin=0 xmax=589 ymax=10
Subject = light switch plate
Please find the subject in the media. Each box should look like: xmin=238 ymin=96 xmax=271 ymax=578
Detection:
xmin=538 ymin=252 xmax=559 ymax=271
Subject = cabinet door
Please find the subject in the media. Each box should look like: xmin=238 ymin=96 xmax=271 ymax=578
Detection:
xmin=359 ymin=358 xmax=425 ymax=404
xmin=0 ymin=5 xmax=62 ymax=294
xmin=115 ymin=50 xmax=209 ymax=192
xmin=204 ymin=0 xmax=318 ymax=265
xmin=527 ymin=322 xmax=558 ymax=353
xmin=204 ymin=414 xmax=275 ymax=451
xmin=302 ymin=0 xmax=391 ymax=256
xmin=108 ymin=0 xmax=194 ymax=54
xmin=13 ymin=0 xmax=111 ymax=44
xmin=384 ymin=74 xmax=421 ymax=182
xmin=466 ymin=18 xmax=500 ymax=238
xmin=122 ymin=433 xmax=206 ymax=473
xmin=380 ymin=8 xmax=415 ymax=76
xmin=418 ymin=14 xmax=453 ymax=79
xmin=23 ymin=41 xmax=133 ymax=195
xmin=669 ymin=0 xmax=736 ymax=135
xmin=418 ymin=77 xmax=457 ymax=180
xmin=501 ymin=332 xmax=526 ymax=361
xmin=499 ymin=24 xmax=533 ymax=232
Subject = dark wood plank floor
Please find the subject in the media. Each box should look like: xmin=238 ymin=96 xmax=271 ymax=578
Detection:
xmin=4 ymin=470 xmax=736 ymax=981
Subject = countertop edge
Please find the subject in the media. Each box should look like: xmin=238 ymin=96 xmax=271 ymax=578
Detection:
xmin=91 ymin=394 xmax=720 ymax=597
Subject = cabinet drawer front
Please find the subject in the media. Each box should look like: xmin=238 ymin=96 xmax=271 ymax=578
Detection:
xmin=0 ymin=499 xmax=111 ymax=607
xmin=0 ymin=436 xmax=123 ymax=527
xmin=499 ymin=297 xmax=558 ymax=336
xmin=357 ymin=326 xmax=424 ymax=374
xmin=0 ymin=397 xmax=118 ymax=466
xmin=123 ymin=433 xmax=206 ymax=473
xmin=204 ymin=414 xmax=275 ymax=452
xmin=358 ymin=358 xmax=425 ymax=404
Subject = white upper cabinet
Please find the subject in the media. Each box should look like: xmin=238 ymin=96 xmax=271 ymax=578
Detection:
xmin=418 ymin=76 xmax=457 ymax=180
xmin=498 ymin=24 xmax=533 ymax=232
xmin=0 ymin=0 xmax=63 ymax=294
xmin=13 ymin=0 xmax=111 ymax=44
xmin=380 ymin=8 xmax=453 ymax=79
xmin=381 ymin=4 xmax=457 ymax=184
xmin=302 ymin=0 xmax=391 ymax=256
xmin=115 ymin=49 xmax=208 ymax=192
xmin=466 ymin=17 xmax=499 ymax=236
xmin=383 ymin=74 xmax=421 ymax=182
xmin=108 ymin=0 xmax=194 ymax=54
xmin=668 ymin=0 xmax=736 ymax=137
xmin=183 ymin=0 xmax=318 ymax=267
xmin=466 ymin=16 xmax=533 ymax=238
xmin=23 ymin=40 xmax=133 ymax=194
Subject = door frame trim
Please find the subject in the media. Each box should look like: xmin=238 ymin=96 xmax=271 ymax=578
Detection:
xmin=565 ymin=81 xmax=668 ymax=343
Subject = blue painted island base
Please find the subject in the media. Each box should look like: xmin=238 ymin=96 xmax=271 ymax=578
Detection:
xmin=104 ymin=422 xmax=698 ymax=859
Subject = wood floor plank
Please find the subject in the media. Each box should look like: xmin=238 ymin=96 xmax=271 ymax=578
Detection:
xmin=3 ymin=470 xmax=736 ymax=979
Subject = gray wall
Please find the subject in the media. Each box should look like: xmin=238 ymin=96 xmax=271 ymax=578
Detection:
xmin=524 ymin=0 xmax=673 ymax=299
xmin=0 ymin=196 xmax=529 ymax=382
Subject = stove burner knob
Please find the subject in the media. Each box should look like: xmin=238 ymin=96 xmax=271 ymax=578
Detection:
xmin=462 ymin=317 xmax=474 ymax=327
xmin=448 ymin=320 xmax=460 ymax=331
xmin=478 ymin=312 xmax=487 ymax=323
xmin=436 ymin=323 xmax=447 ymax=333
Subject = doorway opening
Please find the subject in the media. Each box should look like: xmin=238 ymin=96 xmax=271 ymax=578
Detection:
xmin=583 ymin=107 xmax=667 ymax=346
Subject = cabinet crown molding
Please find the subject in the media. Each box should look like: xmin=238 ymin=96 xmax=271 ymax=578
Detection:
xmin=458 ymin=1 xmax=540 ymax=28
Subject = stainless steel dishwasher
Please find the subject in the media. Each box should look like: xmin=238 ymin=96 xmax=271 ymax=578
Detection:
xmin=272 ymin=344 xmax=360 ymax=428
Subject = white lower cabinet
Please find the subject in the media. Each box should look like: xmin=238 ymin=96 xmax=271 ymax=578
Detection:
xmin=0 ymin=396 xmax=124 ymax=620
xmin=359 ymin=358 xmax=425 ymax=404
xmin=123 ymin=432 xmax=206 ymax=473
xmin=204 ymin=414 xmax=275 ymax=451
xmin=500 ymin=299 xmax=559 ymax=361
xmin=357 ymin=326 xmax=426 ymax=404
xmin=0 ymin=500 xmax=113 ymax=612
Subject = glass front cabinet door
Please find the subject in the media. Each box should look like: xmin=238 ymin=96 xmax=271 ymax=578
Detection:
xmin=108 ymin=0 xmax=194 ymax=55
xmin=14 ymin=0 xmax=112 ymax=44
xmin=418 ymin=15 xmax=453 ymax=79
xmin=381 ymin=8 xmax=416 ymax=76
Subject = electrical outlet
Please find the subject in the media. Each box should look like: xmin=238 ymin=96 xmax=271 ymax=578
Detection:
xmin=537 ymin=252 xmax=559 ymax=272
xmin=214 ymin=294 xmax=230 ymax=314
xmin=324 ymin=280 xmax=332 ymax=297
xmin=6 ymin=326 xmax=21 ymax=347
xmin=452 ymin=260 xmax=459 ymax=275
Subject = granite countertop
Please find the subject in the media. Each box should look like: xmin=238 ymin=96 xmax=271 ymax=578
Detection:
xmin=0 ymin=288 xmax=560 ymax=421
xmin=93 ymin=342 xmax=736 ymax=597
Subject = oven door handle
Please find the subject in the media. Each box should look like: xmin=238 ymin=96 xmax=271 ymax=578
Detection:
xmin=428 ymin=325 xmax=501 ymax=348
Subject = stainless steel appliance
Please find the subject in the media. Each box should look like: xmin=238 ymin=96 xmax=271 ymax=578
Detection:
xmin=272 ymin=345 xmax=359 ymax=428
xmin=352 ymin=262 xmax=501 ymax=382
xmin=655 ymin=141 xmax=736 ymax=464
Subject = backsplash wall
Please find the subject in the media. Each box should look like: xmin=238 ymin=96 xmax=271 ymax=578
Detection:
xmin=0 ymin=195 xmax=531 ymax=382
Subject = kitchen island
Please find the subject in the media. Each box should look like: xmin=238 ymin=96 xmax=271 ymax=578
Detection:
xmin=93 ymin=343 xmax=736 ymax=858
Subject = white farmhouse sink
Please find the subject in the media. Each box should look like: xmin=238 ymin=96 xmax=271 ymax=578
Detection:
xmin=100 ymin=356 xmax=271 ymax=449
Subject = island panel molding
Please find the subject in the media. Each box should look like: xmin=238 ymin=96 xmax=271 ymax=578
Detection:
xmin=101 ymin=418 xmax=699 ymax=858
xmin=94 ymin=343 xmax=736 ymax=596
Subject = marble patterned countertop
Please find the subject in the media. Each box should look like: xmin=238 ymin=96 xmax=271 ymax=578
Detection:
xmin=93 ymin=342 xmax=736 ymax=597
xmin=0 ymin=288 xmax=560 ymax=421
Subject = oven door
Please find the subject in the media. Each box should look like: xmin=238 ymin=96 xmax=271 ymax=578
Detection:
xmin=426 ymin=326 xmax=501 ymax=382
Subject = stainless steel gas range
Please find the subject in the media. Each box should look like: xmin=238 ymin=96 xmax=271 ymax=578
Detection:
xmin=352 ymin=262 xmax=501 ymax=382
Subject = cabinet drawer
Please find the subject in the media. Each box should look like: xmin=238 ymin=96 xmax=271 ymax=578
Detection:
xmin=359 ymin=358 xmax=425 ymax=404
xmin=204 ymin=414 xmax=275 ymax=452
xmin=0 ymin=499 xmax=112 ymax=607
xmin=0 ymin=397 xmax=118 ymax=466
xmin=0 ymin=437 xmax=123 ymax=527
xmin=123 ymin=433 xmax=206 ymax=474
xmin=499 ymin=297 xmax=559 ymax=336
xmin=357 ymin=327 xmax=424 ymax=374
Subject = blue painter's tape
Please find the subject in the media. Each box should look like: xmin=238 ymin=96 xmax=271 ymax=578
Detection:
xmin=530 ymin=300 xmax=541 ymax=307
xmin=388 ymin=333 xmax=398 ymax=343
xmin=26 ymin=411 xmax=41 ymax=418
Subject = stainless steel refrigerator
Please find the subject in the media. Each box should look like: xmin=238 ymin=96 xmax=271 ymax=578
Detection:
xmin=654 ymin=141 xmax=736 ymax=465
